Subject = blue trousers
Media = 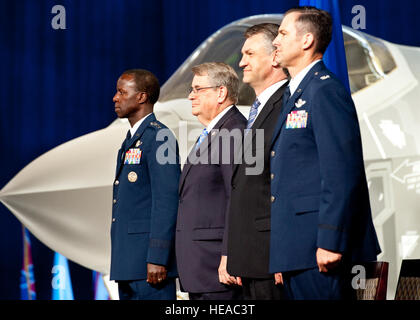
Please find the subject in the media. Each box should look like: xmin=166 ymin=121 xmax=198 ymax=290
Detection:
xmin=282 ymin=266 xmax=356 ymax=300
xmin=118 ymin=278 xmax=176 ymax=300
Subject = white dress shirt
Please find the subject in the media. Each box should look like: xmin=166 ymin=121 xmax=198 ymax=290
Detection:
xmin=206 ymin=105 xmax=234 ymax=132
xmin=255 ymin=79 xmax=288 ymax=119
xmin=129 ymin=113 xmax=152 ymax=137
xmin=288 ymin=59 xmax=322 ymax=96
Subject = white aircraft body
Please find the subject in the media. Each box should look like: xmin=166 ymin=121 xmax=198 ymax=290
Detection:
xmin=1 ymin=15 xmax=420 ymax=299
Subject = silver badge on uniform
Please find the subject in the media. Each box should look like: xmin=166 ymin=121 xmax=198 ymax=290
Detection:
xmin=135 ymin=140 xmax=142 ymax=147
xmin=128 ymin=171 xmax=138 ymax=182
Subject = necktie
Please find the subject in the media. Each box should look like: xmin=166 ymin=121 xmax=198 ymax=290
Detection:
xmin=246 ymin=98 xmax=261 ymax=129
xmin=195 ymin=128 xmax=209 ymax=150
xmin=122 ymin=130 xmax=132 ymax=150
xmin=282 ymin=86 xmax=291 ymax=107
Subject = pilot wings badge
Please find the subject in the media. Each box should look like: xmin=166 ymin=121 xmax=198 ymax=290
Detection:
xmin=320 ymin=75 xmax=330 ymax=80
xmin=295 ymin=99 xmax=306 ymax=108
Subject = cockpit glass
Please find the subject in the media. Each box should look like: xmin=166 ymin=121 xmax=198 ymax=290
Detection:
xmin=344 ymin=31 xmax=396 ymax=93
xmin=160 ymin=26 xmax=256 ymax=105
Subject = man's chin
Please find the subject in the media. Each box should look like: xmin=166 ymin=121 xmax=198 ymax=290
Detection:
xmin=114 ymin=109 xmax=125 ymax=118
xmin=242 ymin=76 xmax=251 ymax=85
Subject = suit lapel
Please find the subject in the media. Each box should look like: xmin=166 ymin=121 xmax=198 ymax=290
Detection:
xmin=233 ymin=83 xmax=287 ymax=176
xmin=116 ymin=113 xmax=155 ymax=178
xmin=271 ymin=61 xmax=326 ymax=145
xmin=179 ymin=106 xmax=239 ymax=194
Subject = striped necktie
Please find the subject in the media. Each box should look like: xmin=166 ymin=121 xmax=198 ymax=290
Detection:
xmin=246 ymin=98 xmax=261 ymax=129
xmin=195 ymin=128 xmax=209 ymax=150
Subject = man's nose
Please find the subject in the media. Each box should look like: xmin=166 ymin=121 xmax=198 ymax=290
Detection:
xmin=113 ymin=93 xmax=119 ymax=102
xmin=272 ymin=35 xmax=280 ymax=47
xmin=239 ymin=56 xmax=246 ymax=68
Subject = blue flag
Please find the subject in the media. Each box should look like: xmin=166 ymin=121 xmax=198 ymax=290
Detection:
xmin=299 ymin=0 xmax=350 ymax=92
xmin=51 ymin=252 xmax=74 ymax=300
xmin=20 ymin=226 xmax=36 ymax=300
xmin=93 ymin=271 xmax=110 ymax=300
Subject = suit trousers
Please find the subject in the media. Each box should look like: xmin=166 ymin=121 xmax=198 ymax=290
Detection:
xmin=188 ymin=287 xmax=243 ymax=300
xmin=282 ymin=266 xmax=356 ymax=300
xmin=241 ymin=278 xmax=285 ymax=300
xmin=118 ymin=278 xmax=176 ymax=300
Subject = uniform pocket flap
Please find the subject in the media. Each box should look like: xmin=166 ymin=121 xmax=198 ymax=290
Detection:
xmin=255 ymin=216 xmax=270 ymax=231
xmin=192 ymin=227 xmax=224 ymax=240
xmin=293 ymin=195 xmax=320 ymax=214
xmin=128 ymin=219 xmax=150 ymax=234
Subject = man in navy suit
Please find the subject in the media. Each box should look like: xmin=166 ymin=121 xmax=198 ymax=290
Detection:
xmin=176 ymin=62 xmax=246 ymax=300
xmin=226 ymin=23 xmax=288 ymax=300
xmin=269 ymin=7 xmax=381 ymax=299
xmin=111 ymin=69 xmax=180 ymax=300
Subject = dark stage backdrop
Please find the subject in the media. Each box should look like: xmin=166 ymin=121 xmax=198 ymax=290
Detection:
xmin=0 ymin=0 xmax=419 ymax=299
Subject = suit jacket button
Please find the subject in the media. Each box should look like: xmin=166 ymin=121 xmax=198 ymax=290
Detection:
xmin=112 ymin=218 xmax=116 ymax=222
xmin=271 ymin=196 xmax=275 ymax=202
xmin=271 ymin=173 xmax=274 ymax=180
xmin=271 ymin=151 xmax=275 ymax=157
xmin=113 ymin=199 xmax=117 ymax=204
xmin=114 ymin=180 xmax=119 ymax=185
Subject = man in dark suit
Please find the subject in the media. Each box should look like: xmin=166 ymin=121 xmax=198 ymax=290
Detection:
xmin=226 ymin=24 xmax=289 ymax=300
xmin=270 ymin=6 xmax=381 ymax=300
xmin=176 ymin=62 xmax=246 ymax=300
xmin=110 ymin=69 xmax=180 ymax=300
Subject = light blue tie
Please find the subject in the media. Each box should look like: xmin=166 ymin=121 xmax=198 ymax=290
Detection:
xmin=246 ymin=98 xmax=261 ymax=129
xmin=195 ymin=128 xmax=209 ymax=150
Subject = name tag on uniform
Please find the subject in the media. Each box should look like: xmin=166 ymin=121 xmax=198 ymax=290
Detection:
xmin=124 ymin=148 xmax=142 ymax=164
xmin=286 ymin=110 xmax=308 ymax=129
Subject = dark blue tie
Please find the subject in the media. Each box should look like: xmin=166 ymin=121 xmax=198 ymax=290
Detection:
xmin=283 ymin=86 xmax=291 ymax=106
xmin=122 ymin=130 xmax=131 ymax=150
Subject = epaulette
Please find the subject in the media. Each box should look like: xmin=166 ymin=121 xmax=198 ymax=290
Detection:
xmin=150 ymin=121 xmax=162 ymax=129
xmin=314 ymin=71 xmax=330 ymax=81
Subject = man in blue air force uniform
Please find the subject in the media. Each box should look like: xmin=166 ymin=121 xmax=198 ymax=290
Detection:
xmin=110 ymin=69 xmax=180 ymax=300
xmin=269 ymin=7 xmax=381 ymax=299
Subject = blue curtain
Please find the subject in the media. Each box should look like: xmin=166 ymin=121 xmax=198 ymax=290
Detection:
xmin=1 ymin=0 xmax=419 ymax=299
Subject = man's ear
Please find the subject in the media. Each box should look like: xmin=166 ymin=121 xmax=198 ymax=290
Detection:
xmin=271 ymin=50 xmax=280 ymax=67
xmin=137 ymin=92 xmax=148 ymax=104
xmin=217 ymin=86 xmax=228 ymax=104
xmin=302 ymin=32 xmax=315 ymax=51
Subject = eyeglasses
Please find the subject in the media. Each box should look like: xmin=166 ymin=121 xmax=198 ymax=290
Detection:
xmin=189 ymin=86 xmax=219 ymax=94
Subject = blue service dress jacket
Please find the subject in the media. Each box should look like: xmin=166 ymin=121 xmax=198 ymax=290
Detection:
xmin=110 ymin=113 xmax=180 ymax=281
xmin=269 ymin=61 xmax=381 ymax=274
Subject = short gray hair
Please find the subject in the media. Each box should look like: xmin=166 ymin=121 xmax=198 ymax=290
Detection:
xmin=192 ymin=62 xmax=239 ymax=104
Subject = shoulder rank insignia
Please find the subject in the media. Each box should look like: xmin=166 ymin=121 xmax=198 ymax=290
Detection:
xmin=320 ymin=75 xmax=330 ymax=80
xmin=150 ymin=121 xmax=161 ymax=129
xmin=295 ymin=99 xmax=306 ymax=108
